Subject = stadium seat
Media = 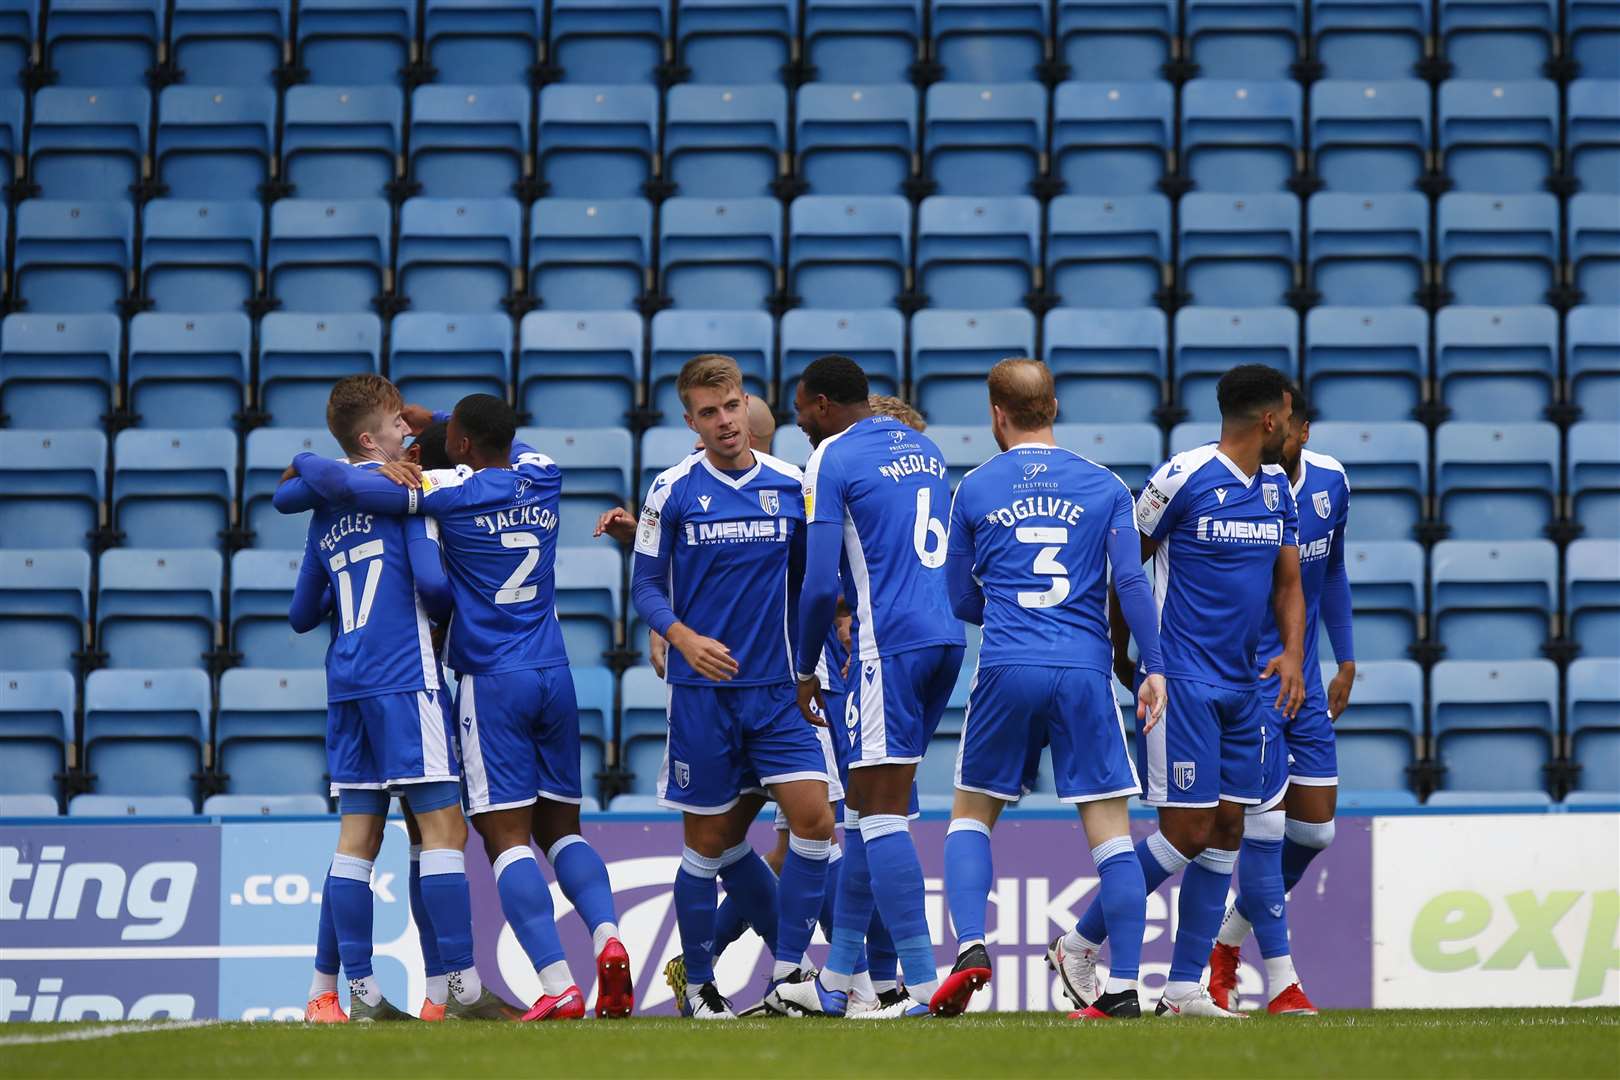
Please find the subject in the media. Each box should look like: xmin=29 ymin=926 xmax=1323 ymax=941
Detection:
xmin=1056 ymin=0 xmax=1175 ymax=80
xmin=1435 ymin=305 xmax=1557 ymax=422
xmin=203 ymin=793 xmax=330 ymax=815
xmin=1438 ymin=193 xmax=1558 ymax=308
xmin=1185 ymin=0 xmax=1303 ymax=79
xmin=1045 ymin=194 xmax=1170 ymax=310
xmin=83 ymin=667 xmax=210 ymax=800
xmin=927 ymin=424 xmax=1001 ymax=486
xmin=1173 ymin=418 xmax=1238 ymax=450
xmin=665 ymin=84 xmax=786 ymax=199
xmin=1566 ymin=540 xmax=1619 ymax=659
xmin=0 ymin=793 xmax=61 ymax=817
xmin=282 ymin=85 xmax=404 ymax=199
xmin=648 ymin=309 xmax=772 ymax=420
xmin=1309 ymin=423 xmax=1428 ymax=540
xmin=1331 ymin=659 xmax=1422 ymax=790
xmin=1307 ymin=193 xmax=1428 ymax=308
xmin=1180 ymin=79 xmax=1301 ymax=193
xmin=1304 ymin=306 xmax=1428 ymax=422
xmin=126 ymin=313 xmax=249 ymax=432
xmin=537 ymin=84 xmax=660 ymax=199
xmin=1571 ymin=422 xmax=1620 ymax=540
xmin=1432 ymin=659 xmax=1557 ymax=792
xmin=230 ymin=548 xmax=330 ymax=669
xmin=1571 ymin=0 xmax=1620 ymax=75
xmin=96 ymin=549 xmax=223 ymax=670
xmin=44 ymin=0 xmax=163 ymax=86
xmin=0 ymin=0 xmax=35 ymax=91
xmin=1342 ymin=540 xmax=1425 ymax=660
xmin=771 ymin=425 xmax=812 ymax=466
xmin=1570 ymin=195 xmax=1620 ymax=306
xmin=424 ymin=0 xmax=545 ymax=85
xmin=0 ymin=312 xmax=121 ymax=430
xmin=618 ymin=666 xmax=669 ymax=794
xmin=1568 ymin=306 xmax=1620 ymax=421
xmin=1569 ymin=659 xmax=1620 ymax=791
xmin=409 ymin=85 xmax=531 ymax=199
xmin=1435 ymin=421 xmax=1558 ymax=538
xmin=1439 ymin=0 xmax=1554 ymax=79
xmin=572 ymin=665 xmax=612 ymax=801
xmin=388 ymin=312 xmax=510 ymax=404
xmin=0 ymin=87 xmax=19 ymax=191
xmin=69 ymin=794 xmax=196 ymax=816
xmin=28 ymin=86 xmax=150 ymax=200
xmin=606 ymin=793 xmax=672 ymax=813
xmin=171 ymin=0 xmax=290 ymax=88
xmin=527 ymin=198 xmax=651 ymax=312
xmin=917 ymin=675 xmax=972 ymax=794
xmin=14 ymin=200 xmax=135 ymax=314
xmin=1053 ymin=423 xmax=1163 ymax=491
xmin=550 ymin=547 xmax=623 ymax=665
xmin=522 ymin=427 xmax=633 ymax=549
xmin=789 ymin=195 xmax=911 ymax=309
xmin=932 ymin=0 xmax=1049 ymax=83
xmin=155 ymin=86 xmax=277 ymax=200
xmin=923 ymin=82 xmax=1046 ymax=197
xmin=1426 ymin=790 xmax=1552 ymax=808
xmin=1432 ymin=540 xmax=1556 ymax=660
xmin=243 ymin=427 xmax=343 ymax=549
xmin=780 ymin=308 xmax=903 ymax=402
xmin=139 ymin=200 xmax=261 ymax=314
xmin=1178 ymin=193 xmax=1299 ymax=308
xmin=639 ymin=425 xmax=701 ymax=493
xmin=1568 ymin=80 xmax=1620 ymax=195
xmin=267 ymin=199 xmax=392 ymax=313
xmin=1173 ymin=307 xmax=1297 ymax=421
xmin=675 ymin=0 xmax=792 ymax=84
xmin=1316 ymin=0 xmax=1429 ymax=78
xmin=657 ymin=197 xmax=781 ymax=310
xmin=0 ymin=429 xmax=106 ymax=551
xmin=917 ymin=196 xmax=1039 ymax=310
xmin=1309 ymin=80 xmax=1430 ymax=193
xmin=216 ymin=668 xmax=329 ymax=796
xmin=517 ymin=310 xmax=642 ymax=427
xmin=549 ymin=0 xmax=667 ymax=83
xmin=1439 ymin=80 xmax=1558 ymax=193
xmin=111 ymin=428 xmax=236 ymax=549
xmin=1335 ymin=789 xmax=1420 ymax=810
xmin=1042 ymin=307 xmax=1167 ymax=425
xmin=258 ymin=312 xmax=382 ymax=428
xmin=794 ymin=83 xmax=917 ymax=197
xmin=803 ymin=0 xmax=922 ymax=84
xmin=0 ymin=550 xmax=89 ymax=672
xmin=911 ymin=308 xmax=1036 ymax=425
xmin=1051 ymin=81 xmax=1174 ymax=197
xmin=397 ymin=197 xmax=524 ymax=314
xmin=296 ymin=0 xmax=415 ymax=86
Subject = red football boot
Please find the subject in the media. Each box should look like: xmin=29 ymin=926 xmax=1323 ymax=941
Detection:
xmin=929 ymin=943 xmax=992 ymax=1017
xmin=521 ymin=985 xmax=586 ymax=1021
xmin=1207 ymin=943 xmax=1241 ymax=1011
xmin=1267 ymin=983 xmax=1319 ymax=1016
xmin=595 ymin=937 xmax=634 ymax=1018
xmin=304 ymin=991 xmax=348 ymax=1023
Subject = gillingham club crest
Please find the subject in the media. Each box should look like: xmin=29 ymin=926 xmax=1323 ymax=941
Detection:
xmin=1263 ymin=483 xmax=1280 ymax=512
xmin=1314 ymin=490 xmax=1332 ymax=519
xmin=758 ymin=489 xmax=779 ymax=515
xmin=1173 ymin=761 xmax=1197 ymax=791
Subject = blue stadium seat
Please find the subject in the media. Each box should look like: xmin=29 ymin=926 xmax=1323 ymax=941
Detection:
xmin=282 ymin=86 xmax=403 ymax=199
xmin=1343 ymin=540 xmax=1424 ymax=660
xmin=1439 ymin=0 xmax=1554 ymax=79
xmin=1426 ymin=790 xmax=1552 ymax=808
xmin=1432 ymin=540 xmax=1556 ymax=660
xmin=550 ymin=548 xmax=623 ymax=665
xmin=794 ymin=84 xmax=917 ymax=196
xmin=0 ymin=550 xmax=89 ymax=672
xmin=1310 ymin=80 xmax=1430 ymax=192
xmin=1434 ymin=305 xmax=1556 ymax=422
xmin=522 ymin=426 xmax=633 ymax=549
xmin=1178 ymin=193 xmax=1299 ymax=307
xmin=70 ymin=793 xmax=196 ymax=816
xmin=1435 ymin=421 xmax=1558 ymax=538
xmin=1052 ymin=81 xmax=1173 ymax=196
xmin=409 ymin=85 xmax=531 ymax=199
xmin=1438 ymin=193 xmax=1558 ymax=307
xmin=803 ymin=0 xmax=921 ymax=84
xmin=0 ymin=313 xmax=120 ymax=430
xmin=549 ymin=0 xmax=668 ymax=84
xmin=619 ymin=666 xmax=668 ymax=794
xmin=1180 ymin=79 xmax=1301 ymax=193
xmin=0 ymin=87 xmax=21 ymax=190
xmin=780 ymin=308 xmax=903 ymax=401
xmin=0 ymin=670 xmax=74 ymax=797
xmin=1432 ymin=659 xmax=1557 ymax=792
xmin=1566 ymin=540 xmax=1619 ymax=658
xmin=1571 ymin=1 xmax=1620 ymax=77
xmin=111 ymin=428 xmax=237 ymax=549
xmin=1571 ymin=195 xmax=1620 ymax=306
xmin=639 ymin=426 xmax=700 ymax=492
xmin=127 ymin=312 xmax=250 ymax=430
xmin=1308 ymin=422 xmax=1428 ymax=540
xmin=96 ymin=549 xmax=223 ymax=670
xmin=45 ymin=0 xmax=163 ymax=86
xmin=657 ymin=197 xmax=781 ymax=310
xmin=230 ymin=548 xmax=329 ymax=669
xmin=932 ymin=0 xmax=1048 ymax=83
xmin=917 ymin=675 xmax=972 ymax=795
xmin=1439 ymin=80 xmax=1557 ymax=193
xmin=204 ymin=793 xmax=330 ymax=815
xmin=268 ymin=199 xmax=392 ymax=312
xmin=139 ymin=200 xmax=261 ymax=314
xmin=259 ymin=312 xmax=382 ymax=428
xmin=397 ymin=197 xmax=523 ymax=313
xmin=789 ymin=195 xmax=910 ymax=309
xmin=1571 ymin=422 xmax=1620 ymax=540
xmin=155 ymin=86 xmax=276 ymax=200
xmin=171 ymin=0 xmax=290 ymax=88
xmin=923 ymin=82 xmax=1046 ymax=197
xmin=1307 ymin=193 xmax=1428 ymax=307
xmin=1046 ymin=194 xmax=1170 ymax=309
xmin=1569 ymin=659 xmax=1620 ymax=791
xmin=572 ymin=666 xmax=612 ymax=800
xmin=1568 ymin=306 xmax=1620 ymax=421
xmin=911 ymin=308 xmax=1036 ymax=425
xmin=28 ymin=87 xmax=149 ymax=201
xmin=216 ymin=668 xmax=328 ymax=795
xmin=518 ymin=310 xmax=641 ymax=427
xmin=1336 ymin=789 xmax=1420 ymax=810
xmin=243 ymin=427 xmax=343 ymax=549
xmin=1053 ymin=423 xmax=1163 ymax=491
xmin=917 ymin=196 xmax=1039 ymax=310
xmin=297 ymin=0 xmax=414 ymax=85
xmin=926 ymin=424 xmax=1000 ymax=486
xmin=1173 ymin=307 xmax=1297 ymax=421
xmin=1185 ymin=0 xmax=1302 ymax=79
xmin=1042 ymin=307 xmax=1167 ymax=425
xmin=1169 ymin=420 xmax=1227 ymax=452
xmin=83 ymin=668 xmax=209 ymax=801
xmin=771 ymin=425 xmax=812 ymax=466
xmin=1568 ymin=81 xmax=1619 ymax=194
xmin=676 ymin=0 xmax=793 ymax=84
xmin=424 ymin=0 xmax=545 ymax=85
xmin=1331 ymin=659 xmax=1421 ymax=790
xmin=1056 ymin=0 xmax=1175 ymax=80
xmin=389 ymin=312 xmax=511 ymax=404
xmin=1304 ymin=306 xmax=1428 ymax=422
xmin=648 ymin=309 xmax=772 ymax=419
xmin=665 ymin=84 xmax=787 ymax=198
xmin=0 ymin=0 xmax=36 ymax=90
xmin=0 ymin=429 xmax=105 ymax=551
xmin=1315 ymin=0 xmax=1429 ymax=78
xmin=537 ymin=84 xmax=660 ymax=198
xmin=527 ymin=198 xmax=650 ymax=311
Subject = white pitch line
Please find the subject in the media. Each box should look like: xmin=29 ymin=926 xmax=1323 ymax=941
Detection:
xmin=0 ymin=1020 xmax=218 ymax=1047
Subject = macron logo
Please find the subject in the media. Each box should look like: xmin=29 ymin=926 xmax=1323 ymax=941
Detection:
xmin=1215 ymin=488 xmax=1227 ymax=504
xmin=698 ymin=495 xmax=712 ymax=512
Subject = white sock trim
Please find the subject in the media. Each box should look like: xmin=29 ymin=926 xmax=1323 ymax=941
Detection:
xmin=828 ymin=843 xmax=843 ymax=864
xmin=1145 ymin=831 xmax=1191 ymax=874
xmin=788 ymin=833 xmax=833 ymax=860
xmin=1090 ymin=834 xmax=1135 ymax=866
xmin=947 ymin=817 xmax=992 ymax=837
xmin=546 ymin=834 xmax=586 ymax=863
xmin=419 ymin=848 xmax=465 ymax=877
xmin=538 ymin=959 xmax=573 ymax=997
xmin=1194 ymin=846 xmax=1239 ymax=874
xmin=1103 ymin=976 xmax=1136 ymax=995
xmin=492 ymin=845 xmax=538 ymax=880
xmin=1217 ymin=905 xmax=1252 ymax=947
xmin=1284 ymin=817 xmax=1335 ymax=849
xmin=1265 ymin=954 xmax=1299 ymax=995
xmin=842 ymin=807 xmax=861 ymax=829
xmin=330 ymin=853 xmax=373 ymax=883
xmin=857 ymin=813 xmax=908 ymax=842
xmin=719 ymin=841 xmax=754 ymax=868
xmin=1244 ymin=809 xmax=1286 ymax=843
xmin=682 ymin=847 xmax=724 ymax=878
xmin=592 ymin=923 xmax=620 ymax=955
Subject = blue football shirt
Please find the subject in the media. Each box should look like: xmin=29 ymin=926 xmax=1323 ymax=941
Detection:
xmin=1255 ymin=448 xmax=1351 ymax=680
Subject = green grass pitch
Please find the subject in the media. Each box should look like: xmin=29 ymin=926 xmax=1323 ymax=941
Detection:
xmin=4 ymin=1011 xmax=1619 ymax=1079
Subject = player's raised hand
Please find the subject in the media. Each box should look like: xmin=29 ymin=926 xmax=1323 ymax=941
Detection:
xmin=1262 ymin=651 xmax=1306 ymax=718
xmin=796 ymin=675 xmax=828 ymax=727
xmin=1326 ymin=660 xmax=1356 ymax=721
xmin=668 ymin=625 xmax=738 ymax=682
xmin=378 ymin=459 xmax=425 ymax=488
xmin=595 ymin=507 xmax=637 ymax=544
xmin=401 ymin=403 xmax=435 ymax=434
xmin=1136 ymin=672 xmax=1167 ymax=732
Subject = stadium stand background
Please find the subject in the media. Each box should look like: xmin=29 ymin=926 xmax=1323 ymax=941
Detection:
xmin=0 ymin=0 xmax=1615 ymax=818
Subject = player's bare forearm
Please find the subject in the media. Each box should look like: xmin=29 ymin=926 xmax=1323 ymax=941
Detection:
xmin=1264 ymin=546 xmax=1307 ymax=717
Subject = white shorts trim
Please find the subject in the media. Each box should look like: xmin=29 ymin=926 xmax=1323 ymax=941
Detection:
xmin=330 ymin=782 xmax=389 ymax=792
xmin=849 ymin=755 xmax=921 ymax=769
xmin=1143 ymin=796 xmax=1220 ymax=809
xmin=465 ymin=795 xmax=537 ymax=816
xmin=1060 ymin=785 xmax=1142 ymax=805
xmin=955 ymin=780 xmax=1022 ymax=803
xmin=761 ymin=770 xmax=830 ymax=787
xmin=1219 ymin=792 xmax=1264 ymax=806
xmin=1289 ymin=774 xmax=1339 ymax=787
xmin=660 ymin=795 xmax=740 ymax=815
xmin=1250 ymin=786 xmax=1287 ymax=814
xmin=537 ymin=790 xmax=583 ymax=805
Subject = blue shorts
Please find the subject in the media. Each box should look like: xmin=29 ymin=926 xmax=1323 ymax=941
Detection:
xmin=1267 ymin=677 xmax=1338 ymax=786
xmin=327 ymin=689 xmax=457 ymax=792
xmin=957 ymin=665 xmax=1140 ymax=803
xmin=844 ymin=645 xmax=965 ymax=768
xmin=1139 ymin=676 xmax=1265 ymax=808
xmin=457 ymin=666 xmax=582 ymax=815
xmin=659 ymin=681 xmax=830 ymax=815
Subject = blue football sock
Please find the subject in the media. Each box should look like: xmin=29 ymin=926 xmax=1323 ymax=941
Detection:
xmin=866 ymin=907 xmax=897 ymax=986
xmin=1075 ymin=831 xmax=1189 ymax=944
xmin=1168 ymin=847 xmax=1237 ymax=984
xmin=419 ymin=848 xmax=476 ymax=972
xmin=1281 ymin=817 xmax=1335 ymax=893
xmin=327 ymin=854 xmax=376 ymax=980
xmin=818 ymin=846 xmax=842 ymax=943
xmin=493 ymin=847 xmax=566 ymax=972
xmin=774 ymin=835 xmax=832 ymax=974
xmin=717 ymin=843 xmax=780 ymax=956
xmin=547 ymin=835 xmax=618 ymax=941
xmin=860 ymin=814 xmax=938 ymax=998
xmin=1236 ymin=834 xmax=1290 ymax=960
xmin=674 ymin=849 xmax=722 ymax=985
xmin=711 ymin=893 xmax=750 ymax=956
xmin=825 ymin=813 xmax=874 ymax=985
xmin=944 ymin=818 xmax=993 ymax=950
xmin=1093 ymin=836 xmax=1148 ymax=983
xmin=314 ymin=874 xmax=340 ymax=977
xmin=408 ymin=847 xmax=447 ymax=977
